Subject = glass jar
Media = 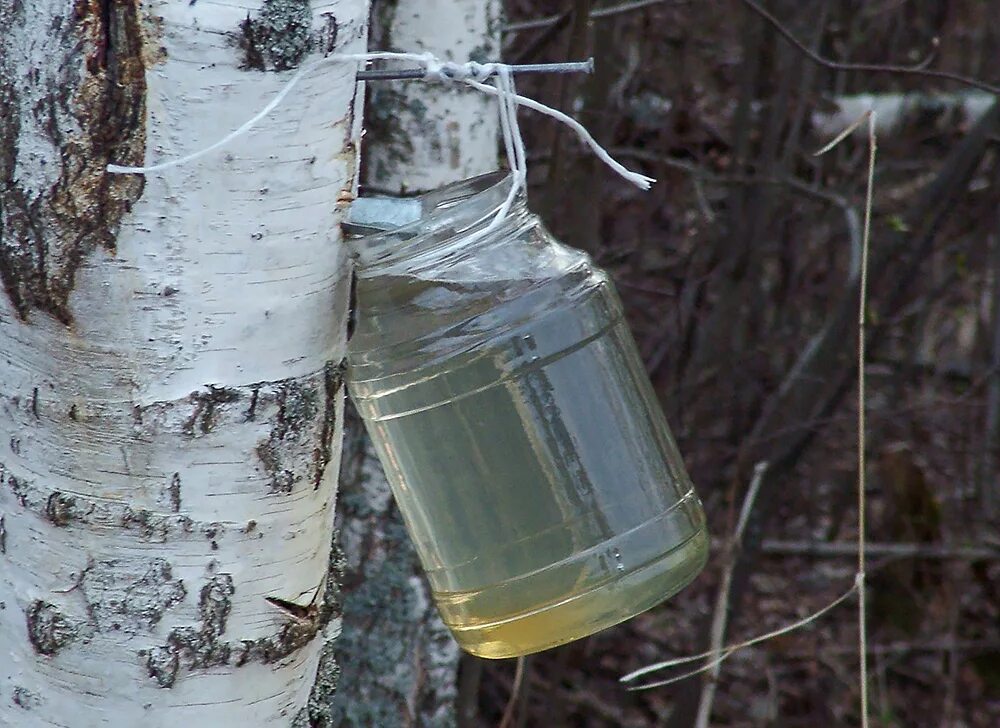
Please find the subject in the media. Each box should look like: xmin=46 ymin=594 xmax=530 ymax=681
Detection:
xmin=345 ymin=172 xmax=708 ymax=659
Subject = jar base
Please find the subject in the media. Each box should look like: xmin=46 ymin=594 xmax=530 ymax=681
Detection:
xmin=438 ymin=527 xmax=709 ymax=659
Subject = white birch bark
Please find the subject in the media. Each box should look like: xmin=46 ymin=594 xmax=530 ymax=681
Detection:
xmin=0 ymin=2 xmax=367 ymax=726
xmin=330 ymin=0 xmax=499 ymax=725
xmin=811 ymin=92 xmax=996 ymax=138
xmin=363 ymin=0 xmax=501 ymax=192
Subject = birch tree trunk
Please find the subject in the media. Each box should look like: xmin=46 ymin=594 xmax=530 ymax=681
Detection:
xmin=362 ymin=0 xmax=501 ymax=192
xmin=330 ymin=1 xmax=500 ymax=725
xmin=0 ymin=2 xmax=367 ymax=726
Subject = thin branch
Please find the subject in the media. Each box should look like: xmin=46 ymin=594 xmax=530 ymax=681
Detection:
xmin=738 ymin=0 xmax=1000 ymax=95
xmin=761 ymin=540 xmax=1000 ymax=560
xmin=857 ymin=113 xmax=876 ymax=728
xmin=695 ymin=462 xmax=768 ymax=728
xmin=505 ymin=0 xmax=682 ymax=33
xmin=498 ymin=656 xmax=527 ymax=728
xmin=786 ymin=638 xmax=1000 ymax=660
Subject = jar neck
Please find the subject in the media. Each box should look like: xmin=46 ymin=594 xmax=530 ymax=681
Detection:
xmin=345 ymin=172 xmax=532 ymax=272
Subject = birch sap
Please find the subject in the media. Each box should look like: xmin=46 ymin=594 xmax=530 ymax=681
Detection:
xmin=346 ymin=174 xmax=708 ymax=658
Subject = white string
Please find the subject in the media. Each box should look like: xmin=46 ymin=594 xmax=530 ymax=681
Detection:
xmin=105 ymin=53 xmax=653 ymax=191
xmin=106 ymin=52 xmax=427 ymax=175
xmin=461 ymin=78 xmax=654 ymax=190
xmin=621 ymin=580 xmax=860 ymax=690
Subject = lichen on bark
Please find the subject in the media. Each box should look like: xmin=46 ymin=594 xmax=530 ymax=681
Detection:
xmin=238 ymin=0 xmax=314 ymax=71
xmin=329 ymin=406 xmax=459 ymax=728
xmin=0 ymin=0 xmax=147 ymax=324
xmin=255 ymin=363 xmax=344 ymax=494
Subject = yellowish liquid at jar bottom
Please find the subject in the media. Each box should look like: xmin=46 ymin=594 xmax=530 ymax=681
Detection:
xmin=353 ymin=276 xmax=709 ymax=659
xmin=436 ymin=524 xmax=708 ymax=659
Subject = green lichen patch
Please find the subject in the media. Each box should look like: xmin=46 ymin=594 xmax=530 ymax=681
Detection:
xmin=238 ymin=0 xmax=313 ymax=71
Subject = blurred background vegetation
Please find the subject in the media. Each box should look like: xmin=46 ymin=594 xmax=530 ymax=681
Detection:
xmin=452 ymin=1 xmax=1000 ymax=725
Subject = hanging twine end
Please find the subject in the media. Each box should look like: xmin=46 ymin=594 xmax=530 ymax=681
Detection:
xmin=626 ymin=172 xmax=656 ymax=190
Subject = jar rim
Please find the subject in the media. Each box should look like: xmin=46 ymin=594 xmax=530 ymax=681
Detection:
xmin=343 ymin=171 xmax=518 ymax=270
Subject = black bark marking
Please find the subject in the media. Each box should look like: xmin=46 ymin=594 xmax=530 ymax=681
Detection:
xmin=45 ymin=491 xmax=79 ymax=526
xmin=244 ymin=384 xmax=260 ymax=422
xmin=82 ymin=558 xmax=186 ymax=635
xmin=318 ymin=13 xmax=338 ymax=54
xmin=144 ymin=573 xmax=235 ymax=688
xmin=238 ymin=0 xmax=313 ymax=71
xmin=142 ymin=540 xmax=342 ymax=689
xmin=26 ymin=600 xmax=77 ymax=655
xmin=12 ymin=686 xmax=41 ymax=710
xmin=143 ymin=645 xmax=179 ymax=688
xmin=256 ymin=377 xmax=319 ymax=493
xmin=0 ymin=514 xmax=6 ymax=554
xmin=30 ymin=387 xmax=38 ymax=418
xmin=120 ymin=506 xmax=170 ymax=543
xmin=183 ymin=385 xmax=241 ymax=436
xmin=4 ymin=472 xmax=28 ymax=507
xmin=168 ymin=472 xmax=181 ymax=512
xmin=0 ymin=0 xmax=146 ymax=323
xmin=0 ymin=464 xmax=199 ymax=543
xmin=312 ymin=359 xmax=344 ymax=490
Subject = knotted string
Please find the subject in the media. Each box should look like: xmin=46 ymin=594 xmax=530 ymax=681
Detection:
xmin=106 ymin=53 xmax=655 ymax=195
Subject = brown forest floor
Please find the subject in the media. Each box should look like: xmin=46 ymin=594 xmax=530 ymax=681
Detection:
xmin=468 ymin=2 xmax=1000 ymax=726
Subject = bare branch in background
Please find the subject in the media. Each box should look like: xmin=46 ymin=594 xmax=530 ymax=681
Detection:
xmin=695 ymin=462 xmax=769 ymax=728
xmin=504 ymin=0 xmax=683 ymax=33
xmin=738 ymin=0 xmax=1000 ymax=95
xmin=761 ymin=540 xmax=1000 ymax=561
